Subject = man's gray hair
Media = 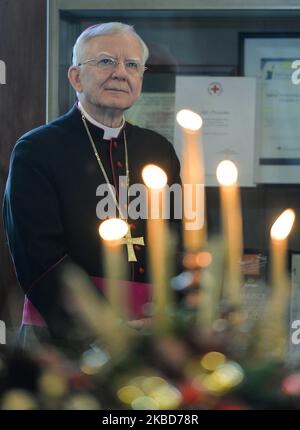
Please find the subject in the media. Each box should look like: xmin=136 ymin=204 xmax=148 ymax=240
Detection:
xmin=72 ymin=22 xmax=149 ymax=66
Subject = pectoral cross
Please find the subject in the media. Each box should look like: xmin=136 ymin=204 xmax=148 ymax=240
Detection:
xmin=119 ymin=228 xmax=145 ymax=262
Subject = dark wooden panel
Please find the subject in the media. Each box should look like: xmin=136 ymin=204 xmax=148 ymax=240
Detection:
xmin=206 ymin=187 xmax=267 ymax=251
xmin=0 ymin=0 xmax=47 ymax=326
xmin=207 ymin=186 xmax=300 ymax=252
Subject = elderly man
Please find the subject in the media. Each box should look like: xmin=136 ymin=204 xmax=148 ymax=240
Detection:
xmin=3 ymin=22 xmax=181 ymax=354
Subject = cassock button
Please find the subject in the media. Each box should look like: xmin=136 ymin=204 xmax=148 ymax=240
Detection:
xmin=130 ymin=223 xmax=136 ymax=230
xmin=113 ymin=141 xmax=118 ymax=148
xmin=139 ymin=267 xmax=144 ymax=274
xmin=117 ymin=161 xmax=123 ymax=168
xmin=134 ymin=245 xmax=141 ymax=251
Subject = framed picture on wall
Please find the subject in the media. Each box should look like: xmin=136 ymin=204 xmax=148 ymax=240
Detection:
xmin=239 ymin=33 xmax=300 ymax=184
xmin=125 ymin=64 xmax=237 ymax=144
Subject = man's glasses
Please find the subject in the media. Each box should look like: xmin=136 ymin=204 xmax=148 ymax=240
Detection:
xmin=78 ymin=55 xmax=147 ymax=76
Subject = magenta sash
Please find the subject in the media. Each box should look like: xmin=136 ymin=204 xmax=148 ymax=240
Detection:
xmin=22 ymin=276 xmax=152 ymax=326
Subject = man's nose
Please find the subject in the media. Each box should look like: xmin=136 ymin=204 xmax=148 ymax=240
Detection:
xmin=111 ymin=61 xmax=128 ymax=79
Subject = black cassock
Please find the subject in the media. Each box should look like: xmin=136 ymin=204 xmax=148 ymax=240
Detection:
xmin=3 ymin=105 xmax=181 ymax=352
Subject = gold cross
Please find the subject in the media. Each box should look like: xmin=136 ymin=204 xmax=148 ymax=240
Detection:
xmin=119 ymin=227 xmax=145 ymax=262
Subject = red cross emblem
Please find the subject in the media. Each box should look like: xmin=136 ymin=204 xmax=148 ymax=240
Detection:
xmin=208 ymin=82 xmax=223 ymax=95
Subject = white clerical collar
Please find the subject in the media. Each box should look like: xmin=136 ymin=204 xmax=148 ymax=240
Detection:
xmin=78 ymin=102 xmax=125 ymax=140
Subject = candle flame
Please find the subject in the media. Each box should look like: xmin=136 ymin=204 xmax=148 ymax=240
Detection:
xmin=99 ymin=218 xmax=128 ymax=241
xmin=270 ymin=209 xmax=295 ymax=241
xmin=176 ymin=109 xmax=203 ymax=131
xmin=216 ymin=160 xmax=238 ymax=186
xmin=142 ymin=164 xmax=168 ymax=189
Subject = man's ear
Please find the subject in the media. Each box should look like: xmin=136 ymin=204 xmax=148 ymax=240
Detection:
xmin=68 ymin=66 xmax=82 ymax=92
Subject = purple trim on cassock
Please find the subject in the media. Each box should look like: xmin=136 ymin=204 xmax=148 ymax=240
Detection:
xmin=22 ymin=276 xmax=152 ymax=326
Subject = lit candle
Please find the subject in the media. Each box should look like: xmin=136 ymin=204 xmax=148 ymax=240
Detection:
xmin=142 ymin=164 xmax=170 ymax=334
xmin=270 ymin=208 xmax=295 ymax=293
xmin=99 ymin=218 xmax=129 ymax=319
xmin=256 ymin=209 xmax=295 ymax=360
xmin=269 ymin=209 xmax=295 ymax=323
xmin=216 ymin=160 xmax=243 ymax=307
xmin=176 ymin=109 xmax=206 ymax=251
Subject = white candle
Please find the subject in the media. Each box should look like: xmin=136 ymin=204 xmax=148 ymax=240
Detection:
xmin=256 ymin=208 xmax=296 ymax=360
xmin=99 ymin=218 xmax=129 ymax=319
xmin=216 ymin=160 xmax=243 ymax=307
xmin=176 ymin=109 xmax=206 ymax=251
xmin=142 ymin=164 xmax=169 ymax=334
xmin=270 ymin=209 xmax=295 ymax=306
